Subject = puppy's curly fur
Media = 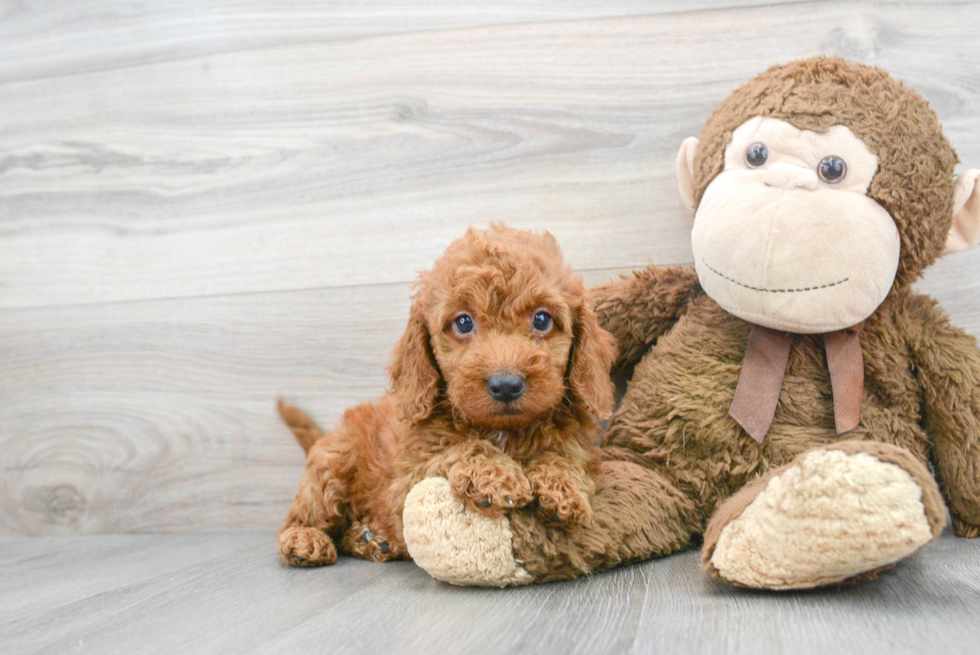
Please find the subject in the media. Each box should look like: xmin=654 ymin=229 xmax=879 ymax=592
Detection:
xmin=277 ymin=225 xmax=616 ymax=566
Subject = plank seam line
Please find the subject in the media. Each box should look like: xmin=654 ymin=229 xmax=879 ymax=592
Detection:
xmin=0 ymin=263 xmax=697 ymax=312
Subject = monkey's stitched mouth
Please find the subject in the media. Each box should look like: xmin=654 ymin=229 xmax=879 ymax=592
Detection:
xmin=702 ymin=260 xmax=849 ymax=293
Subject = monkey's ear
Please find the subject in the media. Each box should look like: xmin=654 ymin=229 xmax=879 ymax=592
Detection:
xmin=677 ymin=137 xmax=699 ymax=214
xmin=388 ymin=300 xmax=441 ymax=423
xmin=944 ymin=169 xmax=980 ymax=255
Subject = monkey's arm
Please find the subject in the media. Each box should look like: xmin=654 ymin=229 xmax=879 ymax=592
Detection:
xmin=908 ymin=296 xmax=980 ymax=537
xmin=589 ymin=265 xmax=701 ymax=372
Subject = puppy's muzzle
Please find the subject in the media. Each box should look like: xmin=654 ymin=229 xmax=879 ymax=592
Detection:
xmin=486 ymin=373 xmax=526 ymax=403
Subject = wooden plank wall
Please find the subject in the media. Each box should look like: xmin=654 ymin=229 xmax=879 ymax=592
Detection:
xmin=2 ymin=0 xmax=979 ymax=536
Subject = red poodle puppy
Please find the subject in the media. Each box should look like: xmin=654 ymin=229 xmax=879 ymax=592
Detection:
xmin=277 ymin=224 xmax=616 ymax=566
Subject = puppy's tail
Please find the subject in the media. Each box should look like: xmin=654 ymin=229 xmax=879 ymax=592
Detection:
xmin=277 ymin=399 xmax=323 ymax=454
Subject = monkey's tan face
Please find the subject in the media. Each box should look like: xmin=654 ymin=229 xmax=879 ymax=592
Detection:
xmin=691 ymin=117 xmax=900 ymax=333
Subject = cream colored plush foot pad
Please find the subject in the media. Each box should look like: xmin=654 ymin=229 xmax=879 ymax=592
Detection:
xmin=403 ymin=477 xmax=532 ymax=587
xmin=710 ymin=449 xmax=934 ymax=589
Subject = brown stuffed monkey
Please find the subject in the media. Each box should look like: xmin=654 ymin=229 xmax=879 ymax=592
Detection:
xmin=400 ymin=57 xmax=980 ymax=589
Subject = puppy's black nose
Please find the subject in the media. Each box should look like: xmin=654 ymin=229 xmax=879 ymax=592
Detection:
xmin=486 ymin=373 xmax=526 ymax=403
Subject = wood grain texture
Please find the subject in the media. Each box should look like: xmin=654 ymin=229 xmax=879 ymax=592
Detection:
xmin=1 ymin=529 xmax=978 ymax=654
xmin=0 ymin=0 xmax=802 ymax=84
xmin=2 ymin=0 xmax=980 ymax=539
xmin=0 ymin=284 xmax=403 ymax=535
xmin=1 ymin=1 xmax=978 ymax=308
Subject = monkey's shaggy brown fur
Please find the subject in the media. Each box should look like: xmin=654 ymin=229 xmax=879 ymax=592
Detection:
xmin=477 ymin=58 xmax=980 ymax=583
xmin=277 ymin=225 xmax=616 ymax=566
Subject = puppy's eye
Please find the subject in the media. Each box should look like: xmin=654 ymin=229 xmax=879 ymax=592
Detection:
xmin=531 ymin=311 xmax=553 ymax=333
xmin=745 ymin=142 xmax=769 ymax=168
xmin=453 ymin=314 xmax=474 ymax=334
xmin=817 ymin=155 xmax=846 ymax=183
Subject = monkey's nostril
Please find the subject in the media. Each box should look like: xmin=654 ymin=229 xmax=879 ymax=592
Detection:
xmin=486 ymin=373 xmax=526 ymax=403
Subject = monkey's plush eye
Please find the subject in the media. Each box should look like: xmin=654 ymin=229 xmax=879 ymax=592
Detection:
xmin=453 ymin=314 xmax=474 ymax=334
xmin=745 ymin=142 xmax=769 ymax=168
xmin=817 ymin=155 xmax=847 ymax=183
xmin=531 ymin=311 xmax=553 ymax=332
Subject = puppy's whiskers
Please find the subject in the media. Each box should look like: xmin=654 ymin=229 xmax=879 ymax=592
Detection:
xmin=493 ymin=431 xmax=510 ymax=451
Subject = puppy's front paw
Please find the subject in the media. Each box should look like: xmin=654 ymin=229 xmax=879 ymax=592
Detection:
xmin=278 ymin=526 xmax=338 ymax=567
xmin=529 ymin=471 xmax=593 ymax=528
xmin=448 ymin=457 xmax=533 ymax=516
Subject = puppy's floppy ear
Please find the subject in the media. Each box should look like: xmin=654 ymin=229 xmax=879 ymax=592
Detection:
xmin=388 ymin=299 xmax=441 ymax=423
xmin=568 ymin=299 xmax=617 ymax=419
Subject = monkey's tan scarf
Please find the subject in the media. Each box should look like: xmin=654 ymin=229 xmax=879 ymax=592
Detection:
xmin=729 ymin=323 xmax=864 ymax=443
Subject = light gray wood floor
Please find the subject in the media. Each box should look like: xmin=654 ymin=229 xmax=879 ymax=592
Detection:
xmin=2 ymin=529 xmax=979 ymax=654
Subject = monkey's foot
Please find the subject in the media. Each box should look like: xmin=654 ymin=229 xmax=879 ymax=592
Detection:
xmin=702 ymin=441 xmax=946 ymax=590
xmin=402 ymin=477 xmax=532 ymax=587
xmin=953 ymin=518 xmax=980 ymax=539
